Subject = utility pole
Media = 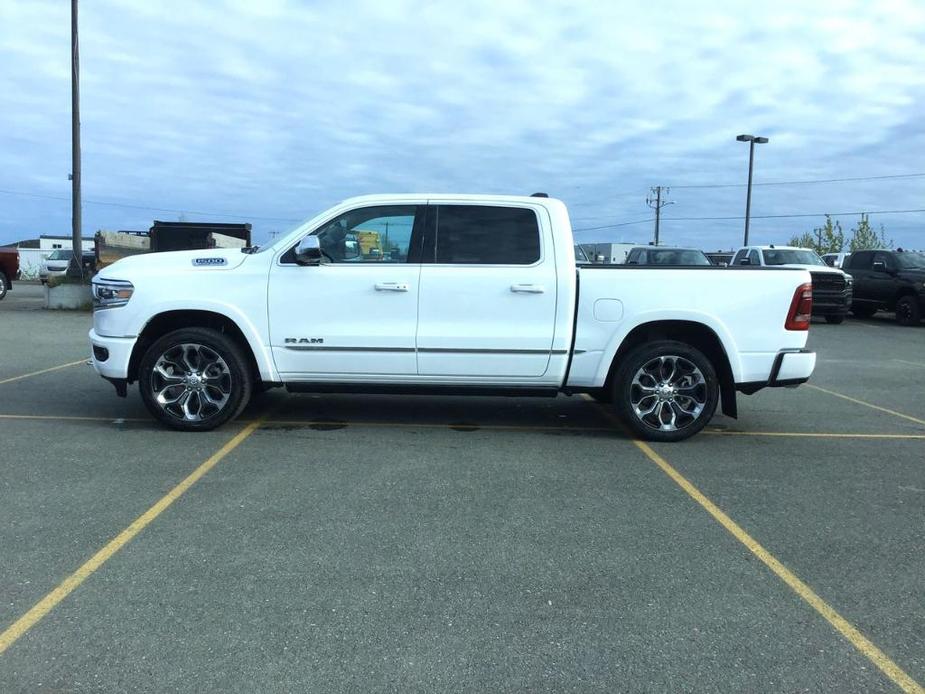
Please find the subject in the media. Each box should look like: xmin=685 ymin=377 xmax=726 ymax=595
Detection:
xmin=68 ymin=0 xmax=83 ymax=278
xmin=736 ymin=134 xmax=769 ymax=246
xmin=646 ymin=186 xmax=672 ymax=246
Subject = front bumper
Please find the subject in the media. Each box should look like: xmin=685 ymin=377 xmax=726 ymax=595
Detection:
xmin=811 ymin=288 xmax=852 ymax=316
xmin=88 ymin=328 xmax=136 ymax=380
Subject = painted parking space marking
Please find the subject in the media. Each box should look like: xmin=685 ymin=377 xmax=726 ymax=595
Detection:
xmin=628 ymin=435 xmax=924 ymax=694
xmin=807 ymin=384 xmax=925 ymax=427
xmin=0 ymin=360 xmax=86 ymax=386
xmin=581 ymin=397 xmax=923 ymax=693
xmin=0 ymin=415 xmax=267 ymax=655
xmin=2 ymin=412 xmax=924 ymax=440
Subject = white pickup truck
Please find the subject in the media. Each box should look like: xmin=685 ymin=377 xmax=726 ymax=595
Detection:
xmin=89 ymin=194 xmax=816 ymax=441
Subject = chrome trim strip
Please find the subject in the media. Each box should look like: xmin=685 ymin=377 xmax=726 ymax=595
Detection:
xmin=283 ymin=346 xmax=568 ymax=355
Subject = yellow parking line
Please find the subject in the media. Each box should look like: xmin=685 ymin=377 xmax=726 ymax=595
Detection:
xmin=579 ymin=396 xmax=923 ymax=693
xmin=0 ymin=416 xmax=267 ymax=655
xmin=807 ymin=384 xmax=925 ymax=427
xmin=630 ymin=436 xmax=923 ymax=693
xmin=1 ymin=412 xmax=922 ymax=441
xmin=0 ymin=360 xmax=86 ymax=386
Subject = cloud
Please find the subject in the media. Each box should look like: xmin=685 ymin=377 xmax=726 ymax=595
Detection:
xmin=0 ymin=0 xmax=923 ymax=248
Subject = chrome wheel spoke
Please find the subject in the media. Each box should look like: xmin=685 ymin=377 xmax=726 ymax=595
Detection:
xmin=151 ymin=343 xmax=233 ymax=422
xmin=629 ymin=355 xmax=708 ymax=432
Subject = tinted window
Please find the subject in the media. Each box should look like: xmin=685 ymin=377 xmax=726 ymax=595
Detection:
xmin=847 ymin=251 xmax=872 ymax=270
xmin=895 ymin=252 xmax=925 ymax=269
xmin=748 ymin=249 xmax=760 ymax=265
xmin=873 ymin=251 xmax=896 ymax=271
xmin=434 ymin=205 xmax=540 ymax=265
xmin=732 ymin=249 xmax=746 ymax=264
xmin=298 ymin=205 xmax=419 ymax=264
xmin=762 ymin=249 xmax=825 ymax=266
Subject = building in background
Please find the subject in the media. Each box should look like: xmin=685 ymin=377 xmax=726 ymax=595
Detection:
xmin=2 ymin=235 xmax=95 ymax=279
xmin=579 ymin=242 xmax=639 ymax=264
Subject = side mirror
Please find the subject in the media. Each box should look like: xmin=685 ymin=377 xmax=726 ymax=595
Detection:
xmin=871 ymin=260 xmax=892 ymax=274
xmin=739 ymin=258 xmax=751 ymax=265
xmin=294 ymin=236 xmax=322 ymax=266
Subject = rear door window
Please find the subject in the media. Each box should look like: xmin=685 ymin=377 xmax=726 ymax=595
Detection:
xmin=432 ymin=205 xmax=541 ymax=265
xmin=848 ymin=251 xmax=873 ymax=270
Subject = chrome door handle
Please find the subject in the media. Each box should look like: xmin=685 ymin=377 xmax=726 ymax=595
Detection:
xmin=511 ymin=284 xmax=545 ymax=293
xmin=374 ymin=282 xmax=409 ymax=292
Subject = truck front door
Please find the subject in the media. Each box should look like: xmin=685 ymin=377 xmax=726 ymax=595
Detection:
xmin=268 ymin=204 xmax=425 ymax=379
xmin=415 ymin=203 xmax=559 ymax=379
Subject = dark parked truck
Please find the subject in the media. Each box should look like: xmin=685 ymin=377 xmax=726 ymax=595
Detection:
xmin=0 ymin=247 xmax=18 ymax=300
xmin=732 ymin=245 xmax=852 ymax=324
xmin=844 ymin=250 xmax=925 ymax=325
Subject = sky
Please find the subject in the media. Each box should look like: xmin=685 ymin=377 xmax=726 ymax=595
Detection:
xmin=1 ymin=0 xmax=924 ymax=251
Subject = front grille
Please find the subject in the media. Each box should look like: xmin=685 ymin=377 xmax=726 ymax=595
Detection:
xmin=810 ymin=272 xmax=846 ymax=292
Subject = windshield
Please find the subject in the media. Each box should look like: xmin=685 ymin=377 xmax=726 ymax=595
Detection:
xmin=651 ymin=249 xmax=711 ymax=265
xmin=895 ymin=252 xmax=925 ymax=269
xmin=762 ymin=249 xmax=825 ymax=266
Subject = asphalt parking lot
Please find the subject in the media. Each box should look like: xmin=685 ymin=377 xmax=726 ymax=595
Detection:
xmin=1 ymin=282 xmax=922 ymax=693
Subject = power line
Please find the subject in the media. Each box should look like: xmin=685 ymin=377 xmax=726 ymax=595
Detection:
xmin=573 ymin=218 xmax=655 ymax=232
xmin=573 ymin=208 xmax=925 ymax=233
xmin=662 ymin=208 xmax=925 ymax=221
xmin=0 ymin=188 xmax=302 ymax=223
xmin=670 ymin=173 xmax=925 ymax=189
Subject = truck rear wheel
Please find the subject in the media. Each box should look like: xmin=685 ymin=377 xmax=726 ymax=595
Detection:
xmin=824 ymin=314 xmax=845 ymax=324
xmin=0 ymin=273 xmax=7 ymax=300
xmin=612 ymin=340 xmax=719 ymax=442
xmin=138 ymin=327 xmax=253 ymax=431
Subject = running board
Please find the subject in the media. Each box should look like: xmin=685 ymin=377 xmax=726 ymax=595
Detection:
xmin=284 ymin=383 xmax=560 ymax=398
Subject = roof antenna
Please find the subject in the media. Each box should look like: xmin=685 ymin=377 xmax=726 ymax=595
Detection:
xmin=530 ymin=192 xmax=549 ymax=198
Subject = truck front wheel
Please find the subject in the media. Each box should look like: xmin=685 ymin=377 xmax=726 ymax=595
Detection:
xmin=138 ymin=327 xmax=253 ymax=431
xmin=0 ymin=273 xmax=7 ymax=300
xmin=612 ymin=341 xmax=719 ymax=442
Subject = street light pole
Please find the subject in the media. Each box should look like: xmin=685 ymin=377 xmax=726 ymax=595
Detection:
xmin=69 ymin=0 xmax=83 ymax=278
xmin=736 ymin=134 xmax=768 ymax=246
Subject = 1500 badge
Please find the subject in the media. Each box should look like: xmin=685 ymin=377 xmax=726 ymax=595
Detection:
xmin=285 ymin=338 xmax=324 ymax=344
xmin=192 ymin=257 xmax=227 ymax=266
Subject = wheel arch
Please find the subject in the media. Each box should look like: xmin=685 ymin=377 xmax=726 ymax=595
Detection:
xmin=128 ymin=309 xmax=269 ymax=384
xmin=603 ymin=319 xmax=738 ymax=418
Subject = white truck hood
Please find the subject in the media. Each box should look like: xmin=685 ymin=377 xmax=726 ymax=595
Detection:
xmin=97 ymin=248 xmax=248 ymax=281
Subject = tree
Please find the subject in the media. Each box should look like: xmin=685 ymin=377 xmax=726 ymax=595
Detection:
xmin=788 ymin=231 xmax=818 ymax=250
xmin=788 ymin=215 xmax=844 ymax=254
xmin=848 ymin=214 xmax=892 ymax=251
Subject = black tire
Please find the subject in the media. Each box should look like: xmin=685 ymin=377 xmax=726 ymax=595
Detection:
xmin=138 ymin=327 xmax=253 ymax=431
xmin=895 ymin=295 xmax=921 ymax=326
xmin=612 ymin=340 xmax=719 ymax=442
xmin=0 ymin=273 xmax=7 ymax=300
xmin=851 ymin=304 xmax=876 ymax=318
xmin=824 ymin=314 xmax=845 ymax=324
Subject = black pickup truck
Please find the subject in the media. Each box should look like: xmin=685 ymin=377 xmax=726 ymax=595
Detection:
xmin=844 ymin=250 xmax=925 ymax=325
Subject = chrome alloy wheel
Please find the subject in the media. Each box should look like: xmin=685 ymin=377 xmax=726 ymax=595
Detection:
xmin=629 ymin=355 xmax=708 ymax=432
xmin=150 ymin=343 xmax=232 ymax=421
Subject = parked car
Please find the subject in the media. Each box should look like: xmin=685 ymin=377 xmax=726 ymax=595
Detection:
xmin=625 ymin=247 xmax=712 ymax=266
xmin=732 ymin=245 xmax=852 ymax=324
xmin=705 ymin=251 xmax=734 ymax=266
xmin=821 ymin=251 xmax=851 ymax=268
xmin=41 ymin=249 xmax=97 ymax=284
xmin=0 ymin=247 xmax=19 ymax=300
xmin=90 ymin=193 xmax=817 ymax=441
xmin=843 ymin=249 xmax=925 ymax=325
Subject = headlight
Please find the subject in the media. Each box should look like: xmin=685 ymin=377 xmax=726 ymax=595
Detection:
xmin=844 ymin=274 xmax=853 ymax=286
xmin=92 ymin=279 xmax=134 ymax=310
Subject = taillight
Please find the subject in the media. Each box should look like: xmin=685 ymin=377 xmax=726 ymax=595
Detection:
xmin=785 ymin=282 xmax=813 ymax=330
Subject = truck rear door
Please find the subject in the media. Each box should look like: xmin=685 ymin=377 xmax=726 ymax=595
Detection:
xmin=415 ymin=203 xmax=559 ymax=378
